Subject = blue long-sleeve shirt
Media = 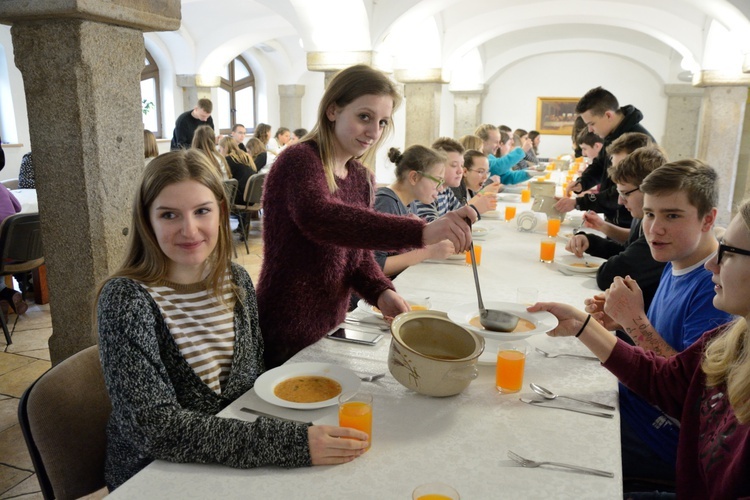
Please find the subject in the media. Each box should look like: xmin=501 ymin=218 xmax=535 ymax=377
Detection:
xmin=488 ymin=148 xmax=530 ymax=185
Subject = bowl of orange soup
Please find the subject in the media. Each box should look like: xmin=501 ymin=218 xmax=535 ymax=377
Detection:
xmin=388 ymin=311 xmax=485 ymax=397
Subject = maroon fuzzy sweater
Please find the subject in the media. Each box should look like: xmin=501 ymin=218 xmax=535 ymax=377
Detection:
xmin=256 ymin=142 xmax=425 ymax=367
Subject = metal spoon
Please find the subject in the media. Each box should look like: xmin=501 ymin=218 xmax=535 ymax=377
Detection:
xmin=529 ymin=383 xmax=616 ymax=411
xmin=519 ymin=397 xmax=613 ymax=418
xmin=535 ymin=347 xmax=598 ymax=361
xmin=467 ymin=241 xmax=520 ymax=332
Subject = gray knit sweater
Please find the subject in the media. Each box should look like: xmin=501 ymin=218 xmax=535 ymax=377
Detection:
xmin=97 ymin=263 xmax=312 ymax=490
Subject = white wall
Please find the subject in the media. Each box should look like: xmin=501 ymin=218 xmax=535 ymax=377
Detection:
xmin=0 ymin=26 xmax=31 ymax=180
xmin=482 ymin=51 xmax=668 ymax=158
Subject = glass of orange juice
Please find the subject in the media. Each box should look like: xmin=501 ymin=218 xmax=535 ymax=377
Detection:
xmin=408 ymin=297 xmax=431 ymax=311
xmin=412 ymin=483 xmax=460 ymax=500
xmin=547 ymin=217 xmax=561 ymax=237
xmin=520 ymin=188 xmax=531 ymax=203
xmin=504 ymin=205 xmax=516 ymax=222
xmin=539 ymin=239 xmax=556 ymax=263
xmin=465 ymin=244 xmax=482 ymax=265
xmin=496 ymin=343 xmax=527 ymax=393
xmin=338 ymin=392 xmax=373 ymax=450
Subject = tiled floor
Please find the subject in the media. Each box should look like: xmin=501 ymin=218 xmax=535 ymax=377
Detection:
xmin=0 ymin=228 xmax=264 ymax=499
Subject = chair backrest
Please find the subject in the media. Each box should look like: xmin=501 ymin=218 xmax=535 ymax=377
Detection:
xmin=223 ymin=178 xmax=239 ymax=209
xmin=243 ymin=171 xmax=267 ymax=207
xmin=0 ymin=213 xmax=44 ymax=274
xmin=1 ymin=178 xmax=19 ymax=190
xmin=18 ymin=345 xmax=111 ymax=500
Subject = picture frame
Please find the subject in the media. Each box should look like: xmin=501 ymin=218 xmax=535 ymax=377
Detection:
xmin=536 ymin=97 xmax=580 ymax=135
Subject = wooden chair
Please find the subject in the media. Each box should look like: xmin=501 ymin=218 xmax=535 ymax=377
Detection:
xmin=18 ymin=345 xmax=111 ymax=499
xmin=0 ymin=213 xmax=44 ymax=345
xmin=232 ymin=172 xmax=267 ymax=254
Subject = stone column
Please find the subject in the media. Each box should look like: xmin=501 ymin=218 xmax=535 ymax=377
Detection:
xmin=693 ymin=71 xmax=750 ymax=226
xmin=306 ymin=51 xmax=391 ymax=89
xmin=662 ymin=84 xmax=704 ymax=160
xmin=278 ymin=84 xmax=305 ymax=129
xmin=394 ymin=69 xmax=447 ymax=148
xmin=176 ymin=74 xmax=220 ymax=116
xmin=1 ymin=2 xmax=180 ymax=364
xmin=452 ymin=89 xmax=485 ymax=138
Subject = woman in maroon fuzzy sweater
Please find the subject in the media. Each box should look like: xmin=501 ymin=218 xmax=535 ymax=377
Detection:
xmin=256 ymin=65 xmax=476 ymax=367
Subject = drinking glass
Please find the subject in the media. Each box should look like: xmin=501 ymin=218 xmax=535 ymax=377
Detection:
xmin=465 ymin=244 xmax=482 ymax=265
xmin=504 ymin=206 xmax=517 ymax=222
xmin=412 ymin=483 xmax=460 ymax=500
xmin=338 ymin=392 xmax=372 ymax=450
xmin=520 ymin=188 xmax=531 ymax=203
xmin=547 ymin=218 xmax=561 ymax=237
xmin=496 ymin=343 xmax=527 ymax=393
xmin=539 ymin=239 xmax=556 ymax=263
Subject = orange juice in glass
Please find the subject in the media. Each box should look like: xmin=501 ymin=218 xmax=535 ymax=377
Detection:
xmin=521 ymin=188 xmax=531 ymax=203
xmin=504 ymin=205 xmax=516 ymax=222
xmin=412 ymin=483 xmax=460 ymax=500
xmin=465 ymin=244 xmax=482 ymax=265
xmin=339 ymin=392 xmax=373 ymax=450
xmin=547 ymin=218 xmax=561 ymax=237
xmin=496 ymin=344 xmax=527 ymax=393
xmin=539 ymin=239 xmax=556 ymax=263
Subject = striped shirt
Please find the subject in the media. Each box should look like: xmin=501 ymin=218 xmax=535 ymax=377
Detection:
xmin=142 ymin=278 xmax=235 ymax=394
xmin=411 ymin=188 xmax=463 ymax=222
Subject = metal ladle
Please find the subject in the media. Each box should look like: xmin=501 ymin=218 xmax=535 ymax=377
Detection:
xmin=467 ymin=240 xmax=520 ymax=333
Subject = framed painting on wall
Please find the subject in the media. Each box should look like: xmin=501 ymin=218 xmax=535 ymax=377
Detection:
xmin=536 ymin=97 xmax=579 ymax=135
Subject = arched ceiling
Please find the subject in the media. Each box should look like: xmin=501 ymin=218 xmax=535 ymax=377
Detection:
xmin=158 ymin=0 xmax=750 ymax=85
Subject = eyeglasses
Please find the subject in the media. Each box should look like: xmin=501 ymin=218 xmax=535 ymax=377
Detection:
xmin=617 ymin=187 xmax=639 ymax=199
xmin=420 ymin=172 xmax=445 ymax=189
xmin=468 ymin=169 xmax=489 ymax=176
xmin=717 ymin=239 xmax=750 ymax=265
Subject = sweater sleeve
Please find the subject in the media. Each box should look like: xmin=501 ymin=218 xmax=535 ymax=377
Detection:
xmin=602 ymin=334 xmax=709 ymax=421
xmin=595 ymin=233 xmax=660 ymax=291
xmin=350 ymin=250 xmax=394 ymax=304
xmin=98 ymin=278 xmax=311 ymax=477
xmin=488 ymin=148 xmax=524 ymax=177
xmin=269 ymin=145 xmax=425 ymax=251
xmin=583 ymin=233 xmax=624 ymax=259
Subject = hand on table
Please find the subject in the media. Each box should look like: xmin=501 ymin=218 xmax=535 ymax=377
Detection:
xmin=308 ymin=425 xmax=368 ymax=465
xmin=584 ymin=293 xmax=620 ymax=331
xmin=554 ymin=196 xmax=577 ymax=213
xmin=424 ymin=205 xmax=476 ymax=252
xmin=603 ymin=276 xmax=645 ymax=328
xmin=426 ymin=240 xmax=456 ymax=260
xmin=565 ymin=234 xmax=589 ymax=258
xmin=565 ymin=180 xmax=582 ymax=197
xmin=376 ymin=289 xmax=410 ymax=322
xmin=527 ymin=302 xmax=589 ymax=337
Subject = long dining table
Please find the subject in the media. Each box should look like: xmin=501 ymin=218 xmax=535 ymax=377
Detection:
xmin=109 ymin=193 xmax=623 ymax=499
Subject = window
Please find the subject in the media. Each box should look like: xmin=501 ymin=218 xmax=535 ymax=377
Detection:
xmin=141 ymin=50 xmax=162 ymax=138
xmin=219 ymin=56 xmax=256 ymax=134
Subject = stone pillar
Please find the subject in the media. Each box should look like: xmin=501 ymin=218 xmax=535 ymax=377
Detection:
xmin=278 ymin=84 xmax=305 ymax=129
xmin=693 ymin=71 xmax=750 ymax=226
xmin=662 ymin=84 xmax=703 ymax=160
xmin=1 ymin=2 xmax=180 ymax=364
xmin=452 ymin=89 xmax=485 ymax=138
xmin=394 ymin=69 xmax=447 ymax=148
xmin=176 ymin=74 xmax=219 ymax=116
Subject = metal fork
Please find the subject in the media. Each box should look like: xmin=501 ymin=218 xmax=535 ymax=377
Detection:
xmin=359 ymin=372 xmax=386 ymax=382
xmin=507 ymin=450 xmax=614 ymax=478
xmin=535 ymin=347 xmax=598 ymax=361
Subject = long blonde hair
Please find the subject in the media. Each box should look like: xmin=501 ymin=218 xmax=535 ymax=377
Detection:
xmin=191 ymin=125 xmax=231 ymax=179
xmin=702 ymin=200 xmax=750 ymax=424
xmin=219 ymin=136 xmax=256 ymax=172
xmin=96 ymin=150 xmax=238 ymax=306
xmin=304 ymin=64 xmax=402 ymax=193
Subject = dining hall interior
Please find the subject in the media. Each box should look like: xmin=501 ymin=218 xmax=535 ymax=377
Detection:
xmin=0 ymin=0 xmax=750 ymax=498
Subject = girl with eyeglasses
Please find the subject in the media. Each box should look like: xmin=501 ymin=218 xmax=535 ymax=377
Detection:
xmin=371 ymin=145 xmax=456 ymax=278
xmin=528 ymin=198 xmax=750 ymax=498
xmin=256 ymin=65 xmax=477 ymax=368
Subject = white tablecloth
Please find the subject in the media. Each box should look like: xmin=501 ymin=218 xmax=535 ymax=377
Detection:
xmin=109 ymin=200 xmax=623 ymax=499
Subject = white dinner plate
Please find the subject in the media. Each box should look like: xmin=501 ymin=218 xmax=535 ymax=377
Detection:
xmin=447 ymin=253 xmax=467 ymax=260
xmin=496 ymin=193 xmax=522 ymax=203
xmin=472 ymin=226 xmax=490 ymax=239
xmin=447 ymin=302 xmax=558 ymax=341
xmin=482 ymin=210 xmax=501 ymax=219
xmin=557 ymin=255 xmax=607 ymax=274
xmin=502 ymin=185 xmax=524 ymax=194
xmin=254 ymin=362 xmax=361 ymax=410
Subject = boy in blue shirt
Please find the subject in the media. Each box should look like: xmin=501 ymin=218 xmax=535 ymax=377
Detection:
xmin=586 ymin=160 xmax=733 ymax=491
